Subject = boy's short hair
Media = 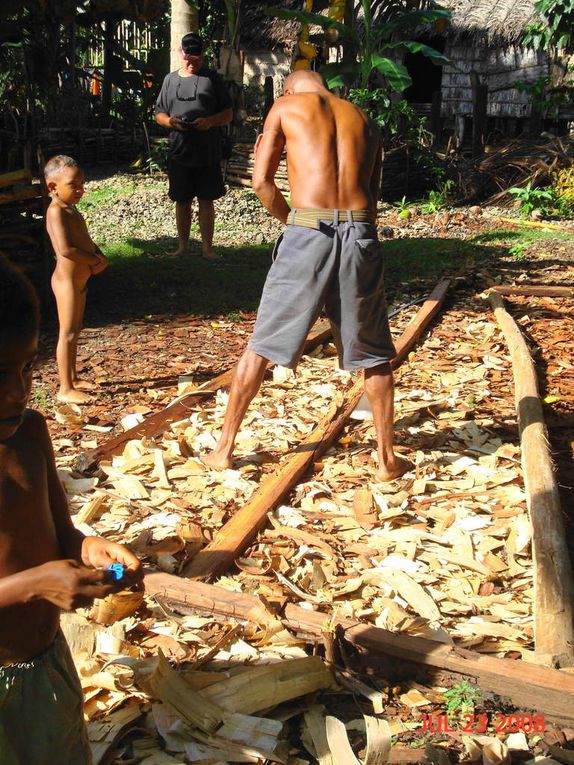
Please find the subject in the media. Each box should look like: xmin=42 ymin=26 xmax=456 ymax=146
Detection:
xmin=44 ymin=155 xmax=79 ymax=181
xmin=0 ymin=255 xmax=40 ymax=341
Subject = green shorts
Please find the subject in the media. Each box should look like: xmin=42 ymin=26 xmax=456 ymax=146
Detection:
xmin=0 ymin=630 xmax=92 ymax=765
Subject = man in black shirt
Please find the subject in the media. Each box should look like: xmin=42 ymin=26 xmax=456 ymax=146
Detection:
xmin=155 ymin=34 xmax=233 ymax=259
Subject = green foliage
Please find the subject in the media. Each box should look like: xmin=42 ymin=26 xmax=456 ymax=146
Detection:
xmin=267 ymin=1 xmax=450 ymax=91
xmin=509 ymin=181 xmax=556 ymax=217
xmin=524 ymin=0 xmax=574 ymax=55
xmin=508 ymin=241 xmax=529 ymax=260
xmin=348 ymin=88 xmax=431 ymax=141
xmin=443 ymin=681 xmax=482 ymax=717
xmin=515 ymin=75 xmax=574 ymax=118
xmin=420 ymin=179 xmax=455 ymax=213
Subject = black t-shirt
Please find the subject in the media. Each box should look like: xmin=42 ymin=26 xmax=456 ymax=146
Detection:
xmin=155 ymin=68 xmax=232 ymax=167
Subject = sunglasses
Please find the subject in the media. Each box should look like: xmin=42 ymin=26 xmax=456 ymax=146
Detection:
xmin=176 ymin=77 xmax=199 ymax=101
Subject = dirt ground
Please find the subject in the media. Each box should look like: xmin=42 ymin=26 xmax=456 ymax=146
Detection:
xmin=30 ymin=183 xmax=574 ymax=762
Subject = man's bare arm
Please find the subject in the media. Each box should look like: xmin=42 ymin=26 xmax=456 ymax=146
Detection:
xmin=46 ymin=207 xmax=100 ymax=267
xmin=252 ymin=105 xmax=289 ymax=224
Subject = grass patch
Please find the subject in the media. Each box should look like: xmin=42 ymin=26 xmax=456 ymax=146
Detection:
xmin=383 ymin=237 xmax=483 ymax=287
xmin=79 ymin=185 xmax=133 ymax=211
xmin=471 ymin=227 xmax=572 ymax=247
xmin=86 ymin=239 xmax=272 ymax=323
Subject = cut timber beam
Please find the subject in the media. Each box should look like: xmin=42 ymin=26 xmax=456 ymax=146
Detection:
xmin=489 ymin=285 xmax=574 ymax=298
xmin=144 ymin=572 xmax=574 ymax=725
xmin=0 ymin=169 xmax=32 ymax=189
xmin=489 ymin=291 xmax=574 ymax=665
xmin=76 ymin=318 xmax=332 ymax=471
xmin=183 ymin=279 xmax=450 ymax=580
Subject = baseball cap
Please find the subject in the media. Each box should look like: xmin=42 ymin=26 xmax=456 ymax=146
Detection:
xmin=181 ymin=33 xmax=203 ymax=56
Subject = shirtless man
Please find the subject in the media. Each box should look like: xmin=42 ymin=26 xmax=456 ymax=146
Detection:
xmin=205 ymin=71 xmax=412 ymax=482
xmin=0 ymin=255 xmax=141 ymax=763
xmin=45 ymin=155 xmax=108 ymax=404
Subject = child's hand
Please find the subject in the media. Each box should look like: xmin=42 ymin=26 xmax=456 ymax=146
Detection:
xmin=81 ymin=536 xmax=142 ymax=588
xmin=91 ymin=253 xmax=109 ymax=274
xmin=33 ymin=559 xmax=116 ymax=610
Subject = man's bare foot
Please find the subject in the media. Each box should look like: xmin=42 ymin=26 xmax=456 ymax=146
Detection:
xmin=170 ymin=247 xmax=189 ymax=257
xmin=202 ymin=450 xmax=233 ymax=470
xmin=73 ymin=379 xmax=98 ymax=391
xmin=375 ymin=455 xmax=414 ymax=482
xmin=201 ymin=250 xmax=221 ymax=261
xmin=57 ymin=388 xmax=92 ymax=404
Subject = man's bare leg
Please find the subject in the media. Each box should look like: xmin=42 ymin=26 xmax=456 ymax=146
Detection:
xmin=364 ymin=362 xmax=412 ymax=481
xmin=203 ymin=349 xmax=269 ymax=469
xmin=52 ymin=277 xmax=91 ymax=404
xmin=198 ymin=199 xmax=218 ymax=260
xmin=173 ymin=201 xmax=192 ymax=256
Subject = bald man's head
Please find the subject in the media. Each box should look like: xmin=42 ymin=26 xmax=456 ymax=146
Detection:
xmin=283 ymin=70 xmax=327 ymax=95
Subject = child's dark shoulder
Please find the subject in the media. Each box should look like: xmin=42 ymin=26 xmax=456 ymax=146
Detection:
xmin=20 ymin=408 xmax=49 ymax=437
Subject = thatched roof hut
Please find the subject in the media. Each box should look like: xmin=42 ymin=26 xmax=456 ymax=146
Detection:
xmin=439 ymin=0 xmax=538 ymax=44
xmin=239 ymin=0 xmax=299 ymax=52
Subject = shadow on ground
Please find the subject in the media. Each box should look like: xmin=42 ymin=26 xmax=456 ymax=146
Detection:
xmin=41 ymin=235 xmax=507 ymax=329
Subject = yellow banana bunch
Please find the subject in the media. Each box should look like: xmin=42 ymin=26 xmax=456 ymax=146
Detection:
xmin=293 ymin=0 xmax=316 ymax=70
xmin=328 ymin=0 xmax=345 ymax=22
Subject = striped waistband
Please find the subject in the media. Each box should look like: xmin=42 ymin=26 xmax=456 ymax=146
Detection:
xmin=287 ymin=208 xmax=376 ymax=229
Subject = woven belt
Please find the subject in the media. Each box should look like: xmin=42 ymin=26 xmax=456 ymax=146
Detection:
xmin=287 ymin=208 xmax=376 ymax=229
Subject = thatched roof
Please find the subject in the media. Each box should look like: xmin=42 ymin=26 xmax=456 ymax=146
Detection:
xmin=238 ymin=0 xmax=539 ymax=51
xmin=239 ymin=0 xmax=300 ymax=52
xmin=439 ymin=0 xmax=538 ymax=43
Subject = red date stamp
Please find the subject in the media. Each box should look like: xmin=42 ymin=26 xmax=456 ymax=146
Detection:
xmin=418 ymin=713 xmax=546 ymax=734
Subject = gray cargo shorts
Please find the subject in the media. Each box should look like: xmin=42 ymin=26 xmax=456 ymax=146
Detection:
xmin=249 ymin=215 xmax=396 ymax=371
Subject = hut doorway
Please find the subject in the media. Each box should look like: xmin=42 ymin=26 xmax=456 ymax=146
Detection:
xmin=403 ymin=37 xmax=445 ymax=140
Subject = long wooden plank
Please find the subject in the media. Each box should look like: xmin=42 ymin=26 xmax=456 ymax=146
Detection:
xmin=183 ymin=279 xmax=450 ymax=580
xmin=489 ymin=285 xmax=574 ymax=298
xmin=489 ymin=291 xmax=574 ymax=665
xmin=0 ymin=184 xmax=42 ymax=205
xmin=76 ymin=318 xmax=332 ymax=471
xmin=143 ymin=572 xmax=574 ymax=725
xmin=0 ymin=169 xmax=32 ymax=189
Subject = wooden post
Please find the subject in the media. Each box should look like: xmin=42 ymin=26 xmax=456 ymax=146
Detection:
xmin=470 ymin=71 xmax=488 ymax=157
xmin=488 ymin=291 xmax=574 ymax=665
xmin=183 ymin=279 xmax=450 ymax=580
xmin=430 ymin=90 xmax=442 ymax=146
xmin=263 ymin=76 xmax=274 ymax=123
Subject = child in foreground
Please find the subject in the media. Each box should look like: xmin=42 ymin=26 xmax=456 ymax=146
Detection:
xmin=0 ymin=256 xmax=141 ymax=764
xmin=45 ymin=154 xmax=108 ymax=404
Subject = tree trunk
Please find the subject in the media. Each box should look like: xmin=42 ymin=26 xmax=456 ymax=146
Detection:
xmin=171 ymin=0 xmax=199 ymax=72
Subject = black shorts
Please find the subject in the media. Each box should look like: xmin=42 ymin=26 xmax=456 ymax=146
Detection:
xmin=168 ymin=162 xmax=225 ymax=203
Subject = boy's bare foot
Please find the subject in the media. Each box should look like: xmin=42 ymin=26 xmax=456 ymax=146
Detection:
xmin=375 ymin=455 xmax=414 ymax=482
xmin=202 ymin=450 xmax=233 ymax=470
xmin=57 ymin=388 xmax=92 ymax=405
xmin=73 ymin=379 xmax=98 ymax=391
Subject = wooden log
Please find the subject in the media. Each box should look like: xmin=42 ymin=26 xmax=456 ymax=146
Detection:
xmin=0 ymin=184 xmax=42 ymax=205
xmin=143 ymin=572 xmax=574 ymax=725
xmin=0 ymin=169 xmax=32 ymax=188
xmin=489 ymin=285 xmax=574 ymax=298
xmin=76 ymin=318 xmax=332 ymax=471
xmin=493 ymin=215 xmax=574 ymax=233
xmin=488 ymin=291 xmax=574 ymax=665
xmin=183 ymin=279 xmax=450 ymax=580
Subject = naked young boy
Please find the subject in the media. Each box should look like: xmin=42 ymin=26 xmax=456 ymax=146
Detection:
xmin=45 ymin=155 xmax=109 ymax=404
xmin=0 ymin=256 xmax=141 ymax=764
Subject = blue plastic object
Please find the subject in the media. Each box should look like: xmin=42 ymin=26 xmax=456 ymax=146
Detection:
xmin=105 ymin=563 xmax=125 ymax=582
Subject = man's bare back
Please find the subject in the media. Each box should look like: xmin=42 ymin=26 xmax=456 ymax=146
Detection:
xmin=253 ymin=71 xmax=381 ymax=220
